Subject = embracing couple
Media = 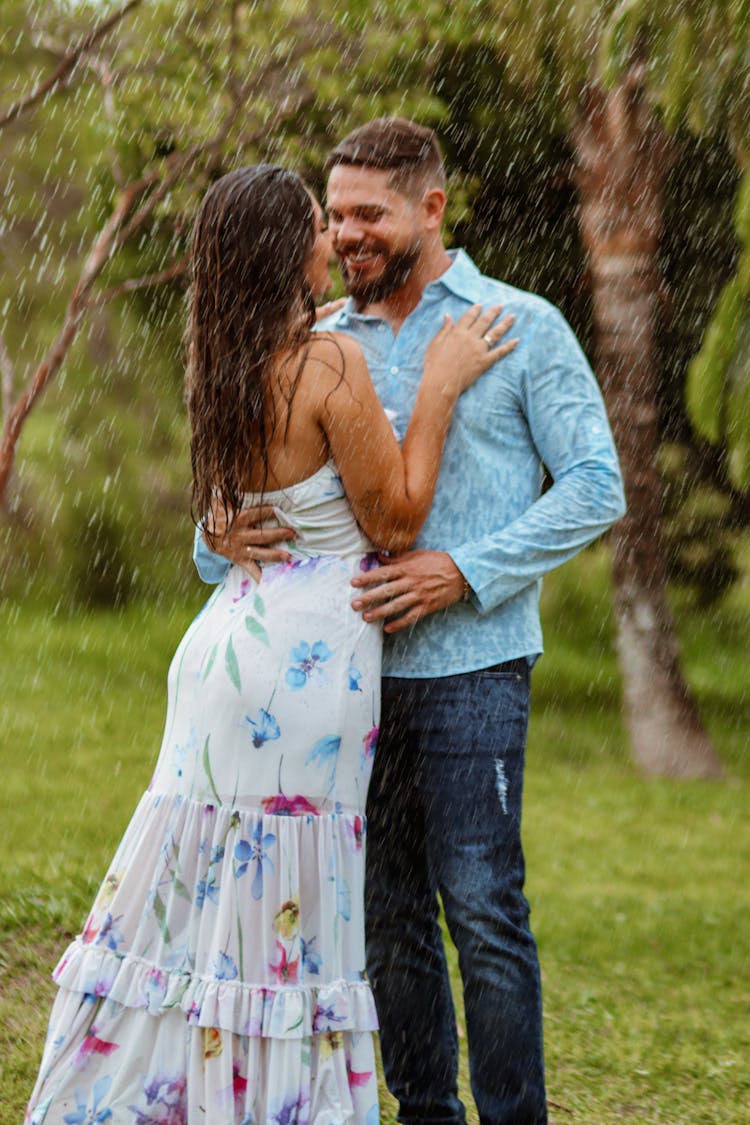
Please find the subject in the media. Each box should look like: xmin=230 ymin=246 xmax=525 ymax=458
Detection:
xmin=27 ymin=118 xmax=625 ymax=1125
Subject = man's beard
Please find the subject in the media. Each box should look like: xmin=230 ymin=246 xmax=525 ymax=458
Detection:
xmin=338 ymin=242 xmax=421 ymax=305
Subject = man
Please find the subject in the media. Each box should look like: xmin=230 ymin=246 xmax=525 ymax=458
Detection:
xmin=194 ymin=118 xmax=625 ymax=1125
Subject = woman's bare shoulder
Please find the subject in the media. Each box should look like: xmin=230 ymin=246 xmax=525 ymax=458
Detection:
xmin=307 ymin=331 xmax=365 ymax=370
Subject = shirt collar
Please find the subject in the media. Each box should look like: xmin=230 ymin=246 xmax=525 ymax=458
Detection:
xmin=333 ymin=248 xmax=486 ymax=325
xmin=425 ymin=249 xmax=488 ymax=304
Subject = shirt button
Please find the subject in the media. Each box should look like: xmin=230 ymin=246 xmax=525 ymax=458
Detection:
xmin=390 ymin=365 xmax=399 ymax=374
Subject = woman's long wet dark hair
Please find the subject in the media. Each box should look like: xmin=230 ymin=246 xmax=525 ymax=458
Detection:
xmin=186 ymin=165 xmax=316 ymax=540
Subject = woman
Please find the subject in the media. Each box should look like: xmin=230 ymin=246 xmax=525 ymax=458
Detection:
xmin=27 ymin=165 xmax=516 ymax=1125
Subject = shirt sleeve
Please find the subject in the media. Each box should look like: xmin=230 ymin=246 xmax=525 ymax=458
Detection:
xmin=448 ymin=305 xmax=626 ymax=613
xmin=193 ymin=522 xmax=231 ymax=584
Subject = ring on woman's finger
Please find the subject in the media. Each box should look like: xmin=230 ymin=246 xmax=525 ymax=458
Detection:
xmin=483 ymin=333 xmax=494 ymax=348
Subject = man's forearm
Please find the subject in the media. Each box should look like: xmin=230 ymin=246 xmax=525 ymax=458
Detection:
xmin=449 ymin=458 xmax=625 ymax=613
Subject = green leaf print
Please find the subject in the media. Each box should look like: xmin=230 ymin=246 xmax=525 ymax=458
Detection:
xmin=245 ymin=615 xmax=270 ymax=648
xmin=163 ymin=977 xmax=191 ymax=1009
xmin=203 ymin=642 xmax=218 ymax=682
xmin=253 ymin=593 xmax=265 ymax=618
xmin=202 ymin=736 xmax=222 ymax=806
xmin=153 ymin=892 xmax=171 ymax=944
xmin=225 ymin=635 xmax=241 ymax=691
xmin=172 ymin=874 xmax=192 ymax=902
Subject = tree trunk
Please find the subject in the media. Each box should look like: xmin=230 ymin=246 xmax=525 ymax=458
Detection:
xmin=573 ymin=69 xmax=722 ymax=778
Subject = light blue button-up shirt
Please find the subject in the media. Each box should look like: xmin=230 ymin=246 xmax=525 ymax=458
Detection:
xmin=193 ymin=249 xmax=625 ymax=677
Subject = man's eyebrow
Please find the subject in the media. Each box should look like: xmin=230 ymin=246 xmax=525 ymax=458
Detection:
xmin=327 ymin=203 xmax=390 ymax=220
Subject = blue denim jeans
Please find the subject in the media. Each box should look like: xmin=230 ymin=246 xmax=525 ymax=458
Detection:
xmin=365 ymin=661 xmax=547 ymax=1125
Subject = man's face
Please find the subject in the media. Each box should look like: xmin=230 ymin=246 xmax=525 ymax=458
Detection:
xmin=326 ymin=164 xmax=424 ymax=304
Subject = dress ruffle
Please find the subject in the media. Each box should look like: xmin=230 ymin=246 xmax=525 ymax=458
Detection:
xmin=53 ymin=940 xmax=378 ymax=1039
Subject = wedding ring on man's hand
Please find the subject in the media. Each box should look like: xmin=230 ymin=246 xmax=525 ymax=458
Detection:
xmin=483 ymin=333 xmax=493 ymax=348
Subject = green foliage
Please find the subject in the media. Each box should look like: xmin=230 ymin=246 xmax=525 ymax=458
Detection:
xmin=686 ymin=275 xmax=743 ymax=444
xmin=686 ymin=166 xmax=750 ymax=488
xmin=594 ymin=2 xmax=750 ymax=491
xmin=660 ymin=444 xmax=740 ymax=606
xmin=68 ymin=499 xmax=136 ymax=609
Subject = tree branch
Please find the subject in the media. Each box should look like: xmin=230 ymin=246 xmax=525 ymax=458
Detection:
xmin=0 ymin=0 xmax=141 ymax=131
xmin=0 ymin=176 xmax=152 ymax=507
xmin=0 ymin=334 xmax=14 ymax=423
xmin=87 ymin=257 xmax=189 ymax=307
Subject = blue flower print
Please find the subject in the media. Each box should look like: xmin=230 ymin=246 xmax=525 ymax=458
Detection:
xmin=285 ymin=640 xmax=332 ymax=690
xmin=171 ymin=722 xmax=198 ymax=779
xmin=348 ymin=656 xmax=363 ymax=692
xmin=270 ymin=1092 xmax=309 ymax=1125
xmin=196 ymin=872 xmax=220 ymax=909
xmin=336 ymin=878 xmax=351 ymax=921
xmin=63 ymin=1075 xmax=113 ymax=1123
xmin=129 ymin=1071 xmax=187 ymax=1124
xmin=300 ymin=936 xmax=322 ymax=976
xmin=305 ymin=735 xmax=341 ymax=791
xmin=144 ymin=970 xmax=167 ymax=1014
xmin=312 ymin=1001 xmax=347 ymax=1033
xmin=235 ymin=821 xmax=276 ymax=900
xmin=94 ymin=912 xmax=125 ymax=953
xmin=213 ymin=950 xmax=239 ymax=981
xmin=242 ymin=708 xmax=281 ymax=748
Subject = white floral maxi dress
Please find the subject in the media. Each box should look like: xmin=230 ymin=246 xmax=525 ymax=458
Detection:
xmin=27 ymin=463 xmax=382 ymax=1125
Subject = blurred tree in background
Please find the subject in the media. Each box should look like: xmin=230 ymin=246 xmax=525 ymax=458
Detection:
xmin=1 ymin=1 xmax=748 ymax=775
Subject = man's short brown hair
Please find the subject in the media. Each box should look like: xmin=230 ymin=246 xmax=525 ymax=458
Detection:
xmin=325 ymin=117 xmax=445 ymax=198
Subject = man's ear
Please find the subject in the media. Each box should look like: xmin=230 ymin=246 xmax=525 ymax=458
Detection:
xmin=422 ymin=187 xmax=447 ymax=230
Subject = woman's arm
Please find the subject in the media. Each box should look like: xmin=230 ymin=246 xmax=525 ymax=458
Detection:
xmin=313 ymin=306 xmax=516 ymax=552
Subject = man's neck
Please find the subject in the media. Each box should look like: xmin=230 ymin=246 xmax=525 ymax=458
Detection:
xmin=357 ymin=245 xmax=453 ymax=333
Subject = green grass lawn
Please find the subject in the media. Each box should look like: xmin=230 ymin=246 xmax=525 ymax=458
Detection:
xmin=2 ymin=546 xmax=748 ymax=1123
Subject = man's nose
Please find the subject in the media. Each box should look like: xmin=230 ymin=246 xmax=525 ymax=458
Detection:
xmin=334 ymin=216 xmax=364 ymax=245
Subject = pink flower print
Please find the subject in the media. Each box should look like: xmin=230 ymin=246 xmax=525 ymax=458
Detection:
xmin=347 ymin=1064 xmax=373 ymax=1089
xmin=232 ymin=1060 xmax=248 ymax=1114
xmin=268 ymin=940 xmax=299 ymax=985
xmin=81 ymin=913 xmax=100 ymax=945
xmin=362 ymin=725 xmax=378 ymax=766
xmin=262 ymin=793 xmax=320 ymax=817
xmin=345 ymin=815 xmax=364 ymax=852
xmin=233 ymin=577 xmax=252 ymax=603
xmin=73 ymin=1034 xmax=119 ymax=1073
